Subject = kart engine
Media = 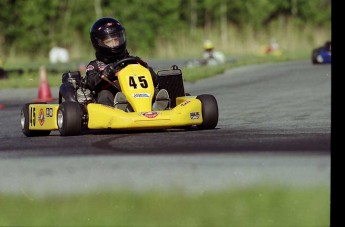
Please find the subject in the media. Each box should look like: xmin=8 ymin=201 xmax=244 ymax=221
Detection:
xmin=76 ymin=87 xmax=93 ymax=104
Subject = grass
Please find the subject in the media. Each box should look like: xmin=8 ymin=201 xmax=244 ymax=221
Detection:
xmin=0 ymin=185 xmax=329 ymax=226
xmin=154 ymin=20 xmax=329 ymax=59
xmin=182 ymin=51 xmax=308 ymax=82
xmin=0 ymin=51 xmax=309 ymax=89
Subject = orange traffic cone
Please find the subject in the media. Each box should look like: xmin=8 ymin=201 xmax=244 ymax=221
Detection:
xmin=33 ymin=66 xmax=57 ymax=102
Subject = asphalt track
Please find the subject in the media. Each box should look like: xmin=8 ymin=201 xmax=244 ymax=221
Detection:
xmin=0 ymin=60 xmax=330 ymax=195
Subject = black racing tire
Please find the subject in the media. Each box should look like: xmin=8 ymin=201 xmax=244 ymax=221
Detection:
xmin=196 ymin=94 xmax=218 ymax=130
xmin=57 ymin=101 xmax=82 ymax=136
xmin=20 ymin=103 xmax=51 ymax=137
xmin=311 ymin=49 xmax=319 ymax=64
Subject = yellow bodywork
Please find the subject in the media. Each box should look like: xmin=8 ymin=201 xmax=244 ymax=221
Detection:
xmin=26 ymin=97 xmax=203 ymax=131
xmin=28 ymin=104 xmax=60 ymax=130
xmin=87 ymin=96 xmax=203 ymax=129
xmin=26 ymin=64 xmax=204 ymax=131
xmin=118 ymin=64 xmax=155 ymax=112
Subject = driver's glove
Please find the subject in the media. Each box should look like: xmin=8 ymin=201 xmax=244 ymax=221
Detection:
xmin=102 ymin=63 xmax=117 ymax=80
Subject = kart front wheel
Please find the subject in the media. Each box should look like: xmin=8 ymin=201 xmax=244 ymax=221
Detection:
xmin=20 ymin=103 xmax=51 ymax=137
xmin=57 ymin=101 xmax=82 ymax=136
xmin=196 ymin=94 xmax=218 ymax=129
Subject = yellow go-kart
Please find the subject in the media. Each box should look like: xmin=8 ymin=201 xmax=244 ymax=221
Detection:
xmin=21 ymin=57 xmax=218 ymax=136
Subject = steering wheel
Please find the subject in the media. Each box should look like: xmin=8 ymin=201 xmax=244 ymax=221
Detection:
xmin=111 ymin=56 xmax=148 ymax=70
xmin=100 ymin=57 xmax=149 ymax=90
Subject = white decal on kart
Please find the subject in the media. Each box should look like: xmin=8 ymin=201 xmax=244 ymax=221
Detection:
xmin=46 ymin=108 xmax=53 ymax=117
xmin=133 ymin=93 xmax=150 ymax=98
xmin=190 ymin=112 xmax=200 ymax=120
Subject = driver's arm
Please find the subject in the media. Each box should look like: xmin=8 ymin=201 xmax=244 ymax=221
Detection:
xmin=85 ymin=60 xmax=113 ymax=92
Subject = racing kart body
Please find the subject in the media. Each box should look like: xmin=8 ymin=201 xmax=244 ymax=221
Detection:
xmin=311 ymin=41 xmax=331 ymax=64
xmin=21 ymin=57 xmax=218 ymax=136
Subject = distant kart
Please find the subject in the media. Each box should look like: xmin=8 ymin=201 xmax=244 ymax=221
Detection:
xmin=20 ymin=57 xmax=219 ymax=136
xmin=311 ymin=41 xmax=331 ymax=64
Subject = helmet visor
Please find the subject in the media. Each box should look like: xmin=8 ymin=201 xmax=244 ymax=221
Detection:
xmin=98 ymin=31 xmax=126 ymax=48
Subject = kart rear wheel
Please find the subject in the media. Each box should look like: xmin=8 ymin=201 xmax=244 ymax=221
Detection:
xmin=311 ymin=49 xmax=322 ymax=64
xmin=20 ymin=103 xmax=51 ymax=137
xmin=311 ymin=51 xmax=318 ymax=64
xmin=57 ymin=101 xmax=82 ymax=136
xmin=196 ymin=94 xmax=218 ymax=129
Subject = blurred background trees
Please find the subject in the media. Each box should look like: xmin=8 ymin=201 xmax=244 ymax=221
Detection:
xmin=0 ymin=0 xmax=331 ymax=62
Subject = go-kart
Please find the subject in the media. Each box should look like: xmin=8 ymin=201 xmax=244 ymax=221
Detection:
xmin=311 ymin=41 xmax=331 ymax=64
xmin=21 ymin=57 xmax=219 ymax=136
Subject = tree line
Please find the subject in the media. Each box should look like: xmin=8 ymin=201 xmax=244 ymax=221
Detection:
xmin=0 ymin=0 xmax=331 ymax=59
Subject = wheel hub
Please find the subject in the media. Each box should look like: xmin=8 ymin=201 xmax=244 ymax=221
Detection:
xmin=20 ymin=111 xmax=25 ymax=129
xmin=57 ymin=110 xmax=63 ymax=128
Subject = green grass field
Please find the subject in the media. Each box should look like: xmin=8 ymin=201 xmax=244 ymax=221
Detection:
xmin=0 ymin=52 xmax=309 ymax=89
xmin=0 ymin=185 xmax=329 ymax=226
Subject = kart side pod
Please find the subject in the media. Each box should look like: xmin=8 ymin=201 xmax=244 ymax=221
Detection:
xmin=157 ymin=66 xmax=185 ymax=108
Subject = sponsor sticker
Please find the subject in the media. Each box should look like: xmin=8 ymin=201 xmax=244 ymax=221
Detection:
xmin=38 ymin=108 xmax=45 ymax=126
xmin=190 ymin=112 xmax=200 ymax=120
xmin=46 ymin=108 xmax=53 ymax=117
xmin=133 ymin=93 xmax=150 ymax=98
xmin=141 ymin=111 xmax=158 ymax=118
xmin=86 ymin=65 xmax=94 ymax=71
xmin=180 ymin=100 xmax=191 ymax=106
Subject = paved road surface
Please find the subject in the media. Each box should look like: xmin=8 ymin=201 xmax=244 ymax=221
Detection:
xmin=0 ymin=60 xmax=330 ymax=196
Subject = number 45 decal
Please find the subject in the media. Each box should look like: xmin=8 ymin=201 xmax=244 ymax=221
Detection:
xmin=129 ymin=76 xmax=148 ymax=89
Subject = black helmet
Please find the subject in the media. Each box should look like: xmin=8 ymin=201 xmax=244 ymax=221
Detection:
xmin=90 ymin=17 xmax=127 ymax=61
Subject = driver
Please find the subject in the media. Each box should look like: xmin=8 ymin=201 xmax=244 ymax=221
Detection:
xmin=85 ymin=17 xmax=168 ymax=109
